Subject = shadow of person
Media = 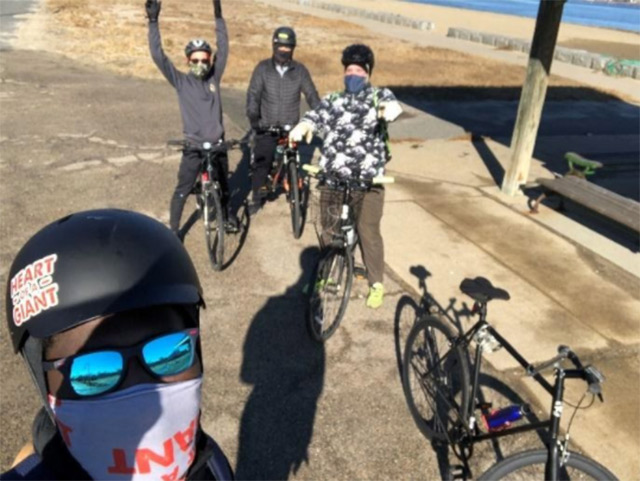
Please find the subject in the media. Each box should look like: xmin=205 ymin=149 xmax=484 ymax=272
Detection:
xmin=236 ymin=247 xmax=326 ymax=480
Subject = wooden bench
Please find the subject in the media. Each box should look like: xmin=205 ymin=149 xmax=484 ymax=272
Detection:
xmin=531 ymin=152 xmax=640 ymax=234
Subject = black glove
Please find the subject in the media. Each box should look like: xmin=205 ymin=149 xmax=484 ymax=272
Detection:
xmin=145 ymin=0 xmax=161 ymax=22
xmin=213 ymin=0 xmax=222 ymax=18
xmin=249 ymin=118 xmax=261 ymax=131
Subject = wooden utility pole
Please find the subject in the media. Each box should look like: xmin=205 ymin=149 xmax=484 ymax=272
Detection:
xmin=501 ymin=0 xmax=567 ymax=196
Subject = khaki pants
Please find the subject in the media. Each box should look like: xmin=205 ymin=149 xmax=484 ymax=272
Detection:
xmin=319 ymin=186 xmax=385 ymax=285
xmin=357 ymin=187 xmax=385 ymax=285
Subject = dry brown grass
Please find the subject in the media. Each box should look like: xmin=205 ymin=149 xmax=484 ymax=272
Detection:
xmin=24 ymin=0 xmax=609 ymax=98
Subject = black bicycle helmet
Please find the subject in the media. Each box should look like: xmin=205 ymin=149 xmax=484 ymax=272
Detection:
xmin=272 ymin=26 xmax=297 ymax=47
xmin=341 ymin=44 xmax=375 ymax=75
xmin=6 ymin=209 xmax=203 ymax=353
xmin=185 ymin=38 xmax=213 ymax=58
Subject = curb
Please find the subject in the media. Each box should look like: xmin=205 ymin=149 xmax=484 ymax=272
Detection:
xmin=282 ymin=0 xmax=435 ymax=31
xmin=447 ymin=27 xmax=640 ymax=79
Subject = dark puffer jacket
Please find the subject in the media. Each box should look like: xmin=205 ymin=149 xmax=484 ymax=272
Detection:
xmin=246 ymin=59 xmax=320 ymax=129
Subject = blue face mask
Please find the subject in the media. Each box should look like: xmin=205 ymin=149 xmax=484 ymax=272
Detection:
xmin=344 ymin=75 xmax=368 ymax=94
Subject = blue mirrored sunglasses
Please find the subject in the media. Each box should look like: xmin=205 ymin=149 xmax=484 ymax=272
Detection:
xmin=43 ymin=328 xmax=199 ymax=397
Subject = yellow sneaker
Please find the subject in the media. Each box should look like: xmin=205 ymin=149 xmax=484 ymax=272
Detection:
xmin=366 ymin=283 xmax=384 ymax=309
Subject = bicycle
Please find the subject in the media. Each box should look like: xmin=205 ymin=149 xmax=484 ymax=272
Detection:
xmin=255 ymin=125 xmax=307 ymax=239
xmin=402 ymin=276 xmax=617 ymax=480
xmin=168 ymin=139 xmax=243 ymax=271
xmin=303 ymin=165 xmax=393 ymax=342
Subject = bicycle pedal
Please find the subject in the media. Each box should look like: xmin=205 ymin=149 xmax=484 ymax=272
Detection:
xmin=353 ymin=266 xmax=367 ymax=280
xmin=449 ymin=464 xmax=468 ymax=481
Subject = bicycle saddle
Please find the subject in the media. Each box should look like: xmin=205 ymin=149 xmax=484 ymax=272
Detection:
xmin=459 ymin=277 xmax=510 ymax=303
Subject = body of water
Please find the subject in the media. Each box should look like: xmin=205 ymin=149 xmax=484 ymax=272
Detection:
xmin=404 ymin=0 xmax=640 ymax=32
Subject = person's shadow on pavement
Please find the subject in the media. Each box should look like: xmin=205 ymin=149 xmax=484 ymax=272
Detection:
xmin=236 ymin=247 xmax=325 ymax=480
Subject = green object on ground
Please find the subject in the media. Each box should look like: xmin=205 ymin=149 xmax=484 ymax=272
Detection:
xmin=565 ymin=152 xmax=603 ymax=178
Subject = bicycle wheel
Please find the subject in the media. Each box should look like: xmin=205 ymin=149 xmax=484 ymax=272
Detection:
xmin=203 ymin=183 xmax=224 ymax=271
xmin=402 ymin=316 xmax=470 ymax=443
xmin=288 ymin=161 xmax=303 ymax=239
xmin=308 ymin=248 xmax=353 ymax=342
xmin=394 ymin=295 xmax=423 ymax=383
xmin=477 ymin=449 xmax=618 ymax=480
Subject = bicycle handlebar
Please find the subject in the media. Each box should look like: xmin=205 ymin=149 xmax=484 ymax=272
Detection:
xmin=167 ymin=139 xmax=244 ymax=153
xmin=302 ymin=164 xmax=395 ymax=186
xmin=527 ymin=345 xmax=604 ymax=400
xmin=526 ymin=345 xmax=570 ymax=376
xmin=257 ymin=125 xmax=293 ymax=137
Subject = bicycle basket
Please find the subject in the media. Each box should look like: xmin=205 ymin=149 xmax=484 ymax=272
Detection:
xmin=310 ymin=186 xmax=364 ymax=248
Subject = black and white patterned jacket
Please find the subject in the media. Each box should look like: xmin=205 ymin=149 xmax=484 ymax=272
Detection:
xmin=302 ymin=85 xmax=397 ymax=180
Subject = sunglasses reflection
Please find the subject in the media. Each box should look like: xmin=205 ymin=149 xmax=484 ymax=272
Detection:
xmin=68 ymin=330 xmax=197 ymax=397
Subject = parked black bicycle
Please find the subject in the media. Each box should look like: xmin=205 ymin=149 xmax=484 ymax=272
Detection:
xmin=168 ymin=139 xmax=243 ymax=271
xmin=303 ymin=165 xmax=393 ymax=341
xmin=254 ymin=125 xmax=307 ymax=239
xmin=402 ymin=276 xmax=617 ymax=480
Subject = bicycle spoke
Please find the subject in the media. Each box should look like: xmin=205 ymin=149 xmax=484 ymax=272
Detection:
xmin=403 ymin=317 xmax=470 ymax=443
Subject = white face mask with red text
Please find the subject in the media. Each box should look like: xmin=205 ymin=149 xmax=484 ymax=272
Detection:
xmin=48 ymin=378 xmax=202 ymax=481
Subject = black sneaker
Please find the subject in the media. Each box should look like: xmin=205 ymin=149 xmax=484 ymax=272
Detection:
xmin=225 ymin=216 xmax=240 ymax=233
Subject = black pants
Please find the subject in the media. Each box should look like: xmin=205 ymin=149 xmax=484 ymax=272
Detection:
xmin=170 ymin=150 xmax=230 ymax=232
xmin=251 ymin=133 xmax=279 ymax=199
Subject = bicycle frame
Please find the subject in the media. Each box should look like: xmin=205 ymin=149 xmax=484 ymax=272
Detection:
xmin=199 ymin=153 xmax=221 ymax=191
xmin=444 ymin=307 xmax=588 ymax=480
xmin=261 ymin=126 xmax=300 ymax=191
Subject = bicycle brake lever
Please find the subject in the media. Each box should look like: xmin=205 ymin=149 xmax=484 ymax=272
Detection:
xmin=584 ymin=365 xmax=605 ymax=401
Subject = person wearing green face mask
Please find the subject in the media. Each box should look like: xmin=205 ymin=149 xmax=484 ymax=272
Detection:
xmin=146 ymin=0 xmax=239 ymax=238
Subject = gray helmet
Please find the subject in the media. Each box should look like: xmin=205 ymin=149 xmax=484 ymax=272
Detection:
xmin=185 ymin=38 xmax=213 ymax=58
xmin=272 ymin=26 xmax=296 ymax=47
xmin=6 ymin=209 xmax=203 ymax=353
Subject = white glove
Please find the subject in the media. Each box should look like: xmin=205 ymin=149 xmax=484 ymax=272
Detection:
xmin=289 ymin=121 xmax=314 ymax=145
xmin=378 ymin=101 xmax=403 ymax=122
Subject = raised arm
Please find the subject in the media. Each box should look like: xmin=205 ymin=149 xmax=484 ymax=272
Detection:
xmin=146 ymin=0 xmax=181 ymax=88
xmin=212 ymin=0 xmax=228 ymax=83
